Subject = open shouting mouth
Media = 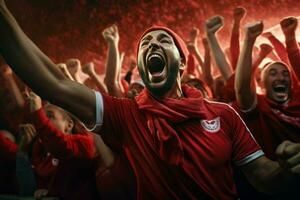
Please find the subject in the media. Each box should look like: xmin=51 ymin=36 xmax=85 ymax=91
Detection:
xmin=146 ymin=52 xmax=167 ymax=83
xmin=271 ymin=82 xmax=289 ymax=101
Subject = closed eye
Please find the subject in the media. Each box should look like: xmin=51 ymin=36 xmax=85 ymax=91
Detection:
xmin=160 ymin=39 xmax=172 ymax=44
xmin=141 ymin=41 xmax=149 ymax=47
xmin=269 ymin=69 xmax=277 ymax=76
xmin=283 ymin=70 xmax=289 ymax=77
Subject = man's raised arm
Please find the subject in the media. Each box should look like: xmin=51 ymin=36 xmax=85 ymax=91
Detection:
xmin=235 ymin=21 xmax=263 ymax=111
xmin=0 ymin=1 xmax=96 ymax=125
xmin=206 ymin=16 xmax=233 ymax=81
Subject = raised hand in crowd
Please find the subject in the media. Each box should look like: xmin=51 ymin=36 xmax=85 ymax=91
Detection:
xmin=18 ymin=123 xmax=36 ymax=152
xmin=206 ymin=15 xmax=233 ymax=80
xmin=25 ymin=91 xmax=42 ymax=113
xmin=253 ymin=43 xmax=273 ymax=69
xmin=206 ymin=15 xmax=224 ymax=34
xmin=281 ymin=17 xmax=300 ymax=80
xmin=201 ymin=38 xmax=214 ymax=89
xmin=57 ymin=63 xmax=74 ymax=81
xmin=246 ymin=21 xmax=264 ymax=39
xmin=186 ymin=28 xmax=203 ymax=77
xmin=187 ymin=28 xmax=202 ymax=63
xmin=66 ymin=58 xmax=83 ymax=84
xmin=102 ymin=24 xmax=119 ymax=44
xmin=261 ymin=31 xmax=288 ymax=63
xmin=103 ymin=24 xmax=124 ymax=97
xmin=280 ymin=17 xmax=298 ymax=40
xmin=82 ymin=62 xmax=107 ymax=93
xmin=233 ymin=6 xmax=246 ymax=22
xmin=230 ymin=6 xmax=246 ymax=70
xmin=259 ymin=43 xmax=273 ymax=56
xmin=235 ymin=21 xmax=263 ymax=110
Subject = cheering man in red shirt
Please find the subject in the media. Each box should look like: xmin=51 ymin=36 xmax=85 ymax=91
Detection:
xmin=0 ymin=1 xmax=300 ymax=199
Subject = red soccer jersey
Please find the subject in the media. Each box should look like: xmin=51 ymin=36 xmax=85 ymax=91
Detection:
xmin=219 ymin=73 xmax=236 ymax=103
xmin=30 ymin=108 xmax=99 ymax=200
xmin=95 ymin=152 xmax=136 ymax=200
xmin=234 ymin=94 xmax=300 ymax=160
xmin=98 ymin=90 xmax=263 ymax=200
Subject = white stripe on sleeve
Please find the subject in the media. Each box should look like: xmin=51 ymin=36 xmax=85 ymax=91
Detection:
xmin=81 ymin=91 xmax=103 ymax=132
xmin=235 ymin=150 xmax=264 ymax=166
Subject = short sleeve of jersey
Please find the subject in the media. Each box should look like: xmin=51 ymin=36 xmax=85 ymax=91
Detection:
xmin=226 ymin=105 xmax=264 ymax=166
xmin=98 ymin=92 xmax=134 ymax=149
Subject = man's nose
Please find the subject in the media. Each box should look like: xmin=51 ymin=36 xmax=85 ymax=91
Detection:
xmin=148 ymin=42 xmax=159 ymax=51
xmin=277 ymin=73 xmax=285 ymax=81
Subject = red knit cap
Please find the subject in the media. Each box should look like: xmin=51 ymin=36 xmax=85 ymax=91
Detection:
xmin=138 ymin=26 xmax=189 ymax=66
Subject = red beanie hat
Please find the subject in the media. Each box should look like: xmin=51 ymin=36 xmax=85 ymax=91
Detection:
xmin=137 ymin=26 xmax=189 ymax=66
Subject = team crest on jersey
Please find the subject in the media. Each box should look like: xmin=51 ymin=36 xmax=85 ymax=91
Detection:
xmin=201 ymin=117 xmax=220 ymax=133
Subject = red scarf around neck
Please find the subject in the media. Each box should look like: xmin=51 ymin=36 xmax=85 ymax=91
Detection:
xmin=135 ymin=84 xmax=208 ymax=165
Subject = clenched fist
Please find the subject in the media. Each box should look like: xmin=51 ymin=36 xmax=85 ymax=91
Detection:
xmin=102 ymin=24 xmax=119 ymax=44
xmin=205 ymin=16 xmax=224 ymax=35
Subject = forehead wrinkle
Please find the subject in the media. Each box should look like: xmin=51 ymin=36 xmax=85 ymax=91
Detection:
xmin=142 ymin=30 xmax=173 ymax=42
xmin=264 ymin=63 xmax=287 ymax=74
xmin=157 ymin=32 xmax=172 ymax=41
xmin=141 ymin=35 xmax=152 ymax=42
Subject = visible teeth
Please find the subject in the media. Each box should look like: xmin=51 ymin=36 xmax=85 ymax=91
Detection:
xmin=149 ymin=54 xmax=161 ymax=60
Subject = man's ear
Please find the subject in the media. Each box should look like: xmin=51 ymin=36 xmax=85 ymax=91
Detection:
xmin=179 ymin=59 xmax=185 ymax=73
xmin=65 ymin=119 xmax=74 ymax=133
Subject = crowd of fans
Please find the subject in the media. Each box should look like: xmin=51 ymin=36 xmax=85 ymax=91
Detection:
xmin=0 ymin=1 xmax=300 ymax=199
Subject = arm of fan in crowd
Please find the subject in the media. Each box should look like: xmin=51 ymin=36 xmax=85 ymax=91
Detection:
xmin=230 ymin=6 xmax=246 ymax=70
xmin=235 ymin=21 xmax=263 ymax=111
xmin=82 ymin=62 xmax=108 ymax=93
xmin=206 ymin=16 xmax=233 ymax=81
xmin=281 ymin=17 xmax=300 ymax=80
xmin=103 ymin=24 xmax=124 ymax=97
xmin=242 ymin=140 xmax=300 ymax=195
xmin=252 ymin=43 xmax=273 ymax=69
xmin=201 ymin=38 xmax=214 ymax=89
xmin=0 ymin=1 xmax=96 ymax=125
xmin=262 ymin=31 xmax=290 ymax=65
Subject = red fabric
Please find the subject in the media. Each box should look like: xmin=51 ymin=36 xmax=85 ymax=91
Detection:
xmin=286 ymin=38 xmax=300 ymax=81
xmin=31 ymin=108 xmax=96 ymax=160
xmin=0 ymin=132 xmax=17 ymax=162
xmin=186 ymin=54 xmax=196 ymax=76
xmin=95 ymin=152 xmax=136 ymax=200
xmin=138 ymin=26 xmax=189 ymax=65
xmin=234 ymin=93 xmax=300 ymax=160
xmin=219 ymin=73 xmax=236 ymax=103
xmin=30 ymin=108 xmax=98 ymax=200
xmin=0 ymin=132 xmax=18 ymax=194
xmin=136 ymin=85 xmax=208 ymax=165
xmin=100 ymin=85 xmax=261 ymax=199
xmin=230 ymin=33 xmax=240 ymax=70
xmin=121 ymin=79 xmax=129 ymax=95
xmin=268 ymin=35 xmax=290 ymax=65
